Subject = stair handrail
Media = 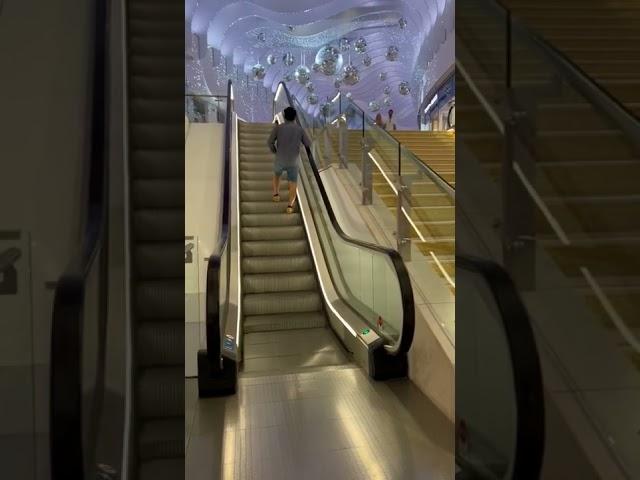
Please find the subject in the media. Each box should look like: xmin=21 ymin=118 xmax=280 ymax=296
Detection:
xmin=277 ymin=81 xmax=415 ymax=355
xmin=457 ymin=255 xmax=545 ymax=480
xmin=49 ymin=0 xmax=110 ymax=477
xmin=491 ymin=0 xmax=640 ymax=142
xmin=204 ymin=79 xmax=233 ymax=366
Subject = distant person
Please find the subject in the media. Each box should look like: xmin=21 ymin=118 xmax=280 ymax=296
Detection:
xmin=268 ymin=107 xmax=311 ymax=214
xmin=374 ymin=112 xmax=384 ymax=127
xmin=384 ymin=109 xmax=397 ymax=131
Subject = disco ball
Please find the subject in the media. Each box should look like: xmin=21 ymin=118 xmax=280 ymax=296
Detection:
xmin=383 ymin=85 xmax=391 ymax=95
xmin=354 ymin=37 xmax=367 ymax=54
xmin=283 ymin=72 xmax=293 ymax=82
xmin=294 ymin=65 xmax=311 ymax=85
xmin=383 ymin=96 xmax=392 ymax=106
xmin=267 ymin=54 xmax=277 ymax=65
xmin=320 ymin=102 xmax=332 ymax=117
xmin=334 ymin=78 xmax=342 ymax=89
xmin=339 ymin=37 xmax=350 ymax=52
xmin=306 ymin=82 xmax=315 ymax=93
xmin=369 ymin=101 xmax=380 ymax=112
xmin=379 ymin=72 xmax=387 ymax=82
xmin=287 ymin=25 xmax=295 ymax=31
xmin=362 ymin=55 xmax=372 ymax=67
xmin=345 ymin=92 xmax=352 ymax=99
xmin=308 ymin=93 xmax=318 ymax=105
xmin=252 ymin=64 xmax=266 ymax=80
xmin=315 ymin=45 xmax=343 ymax=76
xmin=341 ymin=64 xmax=360 ymax=86
xmin=257 ymin=32 xmax=266 ymax=42
xmin=386 ymin=46 xmax=399 ymax=61
xmin=399 ymin=17 xmax=408 ymax=29
xmin=283 ymin=52 xmax=295 ymax=66
xmin=399 ymin=81 xmax=411 ymax=95
xmin=311 ymin=62 xmax=321 ymax=72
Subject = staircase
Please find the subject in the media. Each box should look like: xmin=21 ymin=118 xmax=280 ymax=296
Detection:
xmin=391 ymin=130 xmax=456 ymax=187
xmin=458 ymin=1 xmax=640 ymax=371
xmin=237 ymin=122 xmax=335 ymax=371
xmin=126 ymin=0 xmax=184 ymax=478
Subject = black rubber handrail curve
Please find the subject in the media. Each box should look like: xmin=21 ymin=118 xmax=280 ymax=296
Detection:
xmin=278 ymin=82 xmax=415 ymax=355
xmin=457 ymin=255 xmax=545 ymax=480
xmin=490 ymin=0 xmax=640 ymax=136
xmin=205 ymin=79 xmax=233 ymax=365
xmin=49 ymin=0 xmax=109 ymax=477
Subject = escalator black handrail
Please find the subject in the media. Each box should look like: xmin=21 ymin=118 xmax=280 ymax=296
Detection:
xmin=278 ymin=82 xmax=415 ymax=355
xmin=489 ymin=0 xmax=640 ymax=135
xmin=457 ymin=255 xmax=545 ymax=480
xmin=49 ymin=0 xmax=109 ymax=477
xmin=205 ymin=79 xmax=233 ymax=362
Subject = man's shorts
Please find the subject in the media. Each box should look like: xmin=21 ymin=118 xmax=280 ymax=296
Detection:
xmin=273 ymin=163 xmax=298 ymax=183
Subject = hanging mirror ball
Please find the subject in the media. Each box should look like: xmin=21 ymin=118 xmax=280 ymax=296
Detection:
xmin=339 ymin=37 xmax=350 ymax=52
xmin=311 ymin=62 xmax=321 ymax=72
xmin=379 ymin=72 xmax=387 ymax=81
xmin=307 ymin=93 xmax=318 ymax=105
xmin=294 ymin=65 xmax=311 ymax=85
xmin=287 ymin=25 xmax=295 ymax=31
xmin=257 ymin=32 xmax=266 ymax=42
xmin=306 ymin=82 xmax=315 ymax=93
xmin=386 ymin=46 xmax=399 ymax=61
xmin=383 ymin=96 xmax=392 ymax=106
xmin=283 ymin=53 xmax=295 ymax=66
xmin=345 ymin=92 xmax=352 ymax=99
xmin=362 ymin=55 xmax=372 ymax=67
xmin=399 ymin=17 xmax=408 ymax=29
xmin=315 ymin=45 xmax=343 ymax=76
xmin=334 ymin=78 xmax=342 ymax=89
xmin=354 ymin=37 xmax=367 ymax=54
xmin=369 ymin=101 xmax=380 ymax=112
xmin=383 ymin=85 xmax=391 ymax=95
xmin=341 ymin=64 xmax=360 ymax=86
xmin=252 ymin=63 xmax=266 ymax=80
xmin=320 ymin=102 xmax=332 ymax=116
xmin=267 ymin=54 xmax=277 ymax=65
xmin=399 ymin=81 xmax=411 ymax=95
xmin=283 ymin=72 xmax=293 ymax=82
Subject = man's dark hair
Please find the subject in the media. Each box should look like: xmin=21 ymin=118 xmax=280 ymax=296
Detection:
xmin=284 ymin=107 xmax=297 ymax=121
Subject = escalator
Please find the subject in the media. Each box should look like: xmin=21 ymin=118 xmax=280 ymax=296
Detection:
xmin=457 ymin=0 xmax=640 ymax=477
xmin=50 ymin=1 xmax=184 ymax=478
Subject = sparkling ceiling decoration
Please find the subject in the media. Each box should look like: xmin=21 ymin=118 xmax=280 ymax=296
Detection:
xmin=383 ymin=85 xmax=391 ymax=95
xmin=252 ymin=63 xmax=266 ymax=80
xmin=334 ymin=78 xmax=342 ymax=89
xmin=354 ymin=37 xmax=367 ymax=54
xmin=345 ymin=92 xmax=352 ymax=99
xmin=369 ymin=101 xmax=380 ymax=112
xmin=339 ymin=37 xmax=350 ymax=52
xmin=320 ymin=102 xmax=332 ymax=117
xmin=267 ymin=54 xmax=277 ymax=65
xmin=383 ymin=96 xmax=392 ymax=106
xmin=399 ymin=17 xmax=408 ymax=29
xmin=315 ymin=45 xmax=343 ymax=76
xmin=308 ymin=93 xmax=318 ymax=105
xmin=295 ymin=65 xmax=311 ymax=85
xmin=399 ymin=81 xmax=411 ymax=95
xmin=283 ymin=52 xmax=295 ymax=66
xmin=362 ymin=55 xmax=372 ymax=67
xmin=341 ymin=63 xmax=360 ymax=86
xmin=306 ymin=82 xmax=315 ymax=93
xmin=379 ymin=72 xmax=387 ymax=82
xmin=257 ymin=32 xmax=266 ymax=42
xmin=312 ymin=62 xmax=321 ymax=72
xmin=283 ymin=72 xmax=293 ymax=82
xmin=386 ymin=46 xmax=399 ymax=61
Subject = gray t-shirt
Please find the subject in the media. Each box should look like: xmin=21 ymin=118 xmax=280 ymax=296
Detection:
xmin=267 ymin=121 xmax=311 ymax=167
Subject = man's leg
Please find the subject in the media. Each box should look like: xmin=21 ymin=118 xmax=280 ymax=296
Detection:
xmin=286 ymin=166 xmax=298 ymax=213
xmin=272 ymin=171 xmax=281 ymax=201
xmin=288 ymin=180 xmax=297 ymax=206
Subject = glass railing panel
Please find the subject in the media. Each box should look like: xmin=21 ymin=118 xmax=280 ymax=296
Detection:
xmin=185 ymin=95 xmax=228 ymax=123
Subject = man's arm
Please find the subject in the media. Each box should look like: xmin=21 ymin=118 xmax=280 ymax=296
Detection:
xmin=301 ymin=128 xmax=312 ymax=150
xmin=267 ymin=125 xmax=278 ymax=153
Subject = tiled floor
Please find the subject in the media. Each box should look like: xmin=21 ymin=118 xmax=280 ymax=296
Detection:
xmin=186 ymin=365 xmax=454 ymax=480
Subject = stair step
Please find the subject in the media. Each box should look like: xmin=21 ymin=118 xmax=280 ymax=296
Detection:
xmin=131 ymin=149 xmax=183 ymax=179
xmin=242 ymin=254 xmax=313 ymax=274
xmin=241 ymin=212 xmax=302 ymax=227
xmin=241 ymin=189 xmax=296 ymax=202
xmin=133 ymin=209 xmax=183 ymax=241
xmin=134 ymin=242 xmax=182 ymax=279
xmin=243 ymin=271 xmax=317 ymax=293
xmin=243 ymin=291 xmax=322 ymax=316
xmin=130 ymin=99 xmax=183 ymax=122
xmin=138 ymin=418 xmax=183 ymax=461
xmin=136 ymin=367 xmax=183 ymax=418
xmin=135 ymin=280 xmax=183 ymax=320
xmin=240 ymin=161 xmax=275 ymax=172
xmin=241 ymin=201 xmax=297 ymax=214
xmin=241 ymin=225 xmax=305 ymax=241
xmin=242 ymin=239 xmax=308 ymax=256
xmin=136 ymin=320 xmax=183 ymax=367
xmin=244 ymin=312 xmax=327 ymax=333
xmin=132 ymin=179 xmax=184 ymax=208
xmin=241 ymin=180 xmax=289 ymax=192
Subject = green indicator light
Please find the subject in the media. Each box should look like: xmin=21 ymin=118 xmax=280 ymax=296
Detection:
xmin=362 ymin=328 xmax=370 ymax=335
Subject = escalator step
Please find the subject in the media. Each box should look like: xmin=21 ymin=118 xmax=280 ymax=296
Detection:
xmin=131 ymin=149 xmax=183 ymax=179
xmin=135 ymin=243 xmax=183 ymax=279
xmin=133 ymin=209 xmax=183 ymax=241
xmin=243 ymin=271 xmax=317 ymax=294
xmin=242 ymin=254 xmax=313 ymax=274
xmin=241 ymin=212 xmax=302 ymax=227
xmin=242 ymin=239 xmax=308 ymax=256
xmin=244 ymin=311 xmax=326 ymax=333
xmin=138 ymin=459 xmax=184 ymax=480
xmin=130 ymin=124 xmax=183 ymax=149
xmin=130 ymin=99 xmax=183 ymax=122
xmin=136 ymin=367 xmax=183 ymax=418
xmin=241 ymin=201 xmax=298 ymax=214
xmin=138 ymin=418 xmax=184 ymax=460
xmin=132 ymin=179 xmax=184 ymax=208
xmin=243 ymin=291 xmax=322 ymax=316
xmin=241 ymin=225 xmax=305 ymax=241
xmin=135 ymin=280 xmax=183 ymax=320
xmin=136 ymin=321 xmax=183 ymax=367
xmin=130 ymin=76 xmax=178 ymax=99
xmin=130 ymin=37 xmax=183 ymax=56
